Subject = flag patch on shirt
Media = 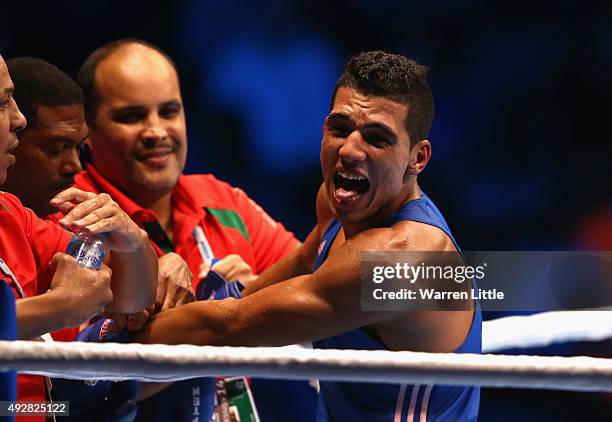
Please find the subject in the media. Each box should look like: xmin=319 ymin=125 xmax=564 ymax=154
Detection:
xmin=206 ymin=207 xmax=250 ymax=241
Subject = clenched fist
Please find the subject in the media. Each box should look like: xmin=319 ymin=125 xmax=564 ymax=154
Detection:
xmin=49 ymin=252 xmax=113 ymax=327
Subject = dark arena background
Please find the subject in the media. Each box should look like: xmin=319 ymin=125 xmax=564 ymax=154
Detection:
xmin=1 ymin=1 xmax=611 ymax=420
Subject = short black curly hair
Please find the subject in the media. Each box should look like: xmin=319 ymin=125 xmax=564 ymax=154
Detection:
xmin=331 ymin=51 xmax=434 ymax=145
xmin=6 ymin=57 xmax=83 ymax=128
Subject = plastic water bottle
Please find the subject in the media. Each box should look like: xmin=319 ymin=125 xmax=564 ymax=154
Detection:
xmin=70 ymin=233 xmax=107 ymax=270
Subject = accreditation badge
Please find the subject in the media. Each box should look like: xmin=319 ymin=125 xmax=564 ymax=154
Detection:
xmin=212 ymin=377 xmax=260 ymax=422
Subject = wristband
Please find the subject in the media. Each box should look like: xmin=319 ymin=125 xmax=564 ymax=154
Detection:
xmin=76 ymin=318 xmax=128 ymax=343
xmin=212 ymin=280 xmax=245 ymax=300
xmin=196 ymin=258 xmax=244 ymax=300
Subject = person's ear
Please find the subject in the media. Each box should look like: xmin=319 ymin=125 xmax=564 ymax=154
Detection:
xmin=404 ymin=139 xmax=431 ymax=181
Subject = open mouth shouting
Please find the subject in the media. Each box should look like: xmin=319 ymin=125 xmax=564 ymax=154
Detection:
xmin=332 ymin=169 xmax=370 ymax=206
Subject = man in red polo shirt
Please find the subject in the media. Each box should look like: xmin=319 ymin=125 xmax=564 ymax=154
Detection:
xmin=4 ymin=55 xmax=195 ymax=421
xmin=76 ymin=38 xmax=298 ymax=294
xmin=0 ymin=53 xmax=158 ymax=421
xmin=74 ymin=39 xmax=300 ymax=420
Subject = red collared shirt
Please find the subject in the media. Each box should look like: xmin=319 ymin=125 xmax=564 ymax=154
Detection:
xmin=71 ymin=164 xmax=299 ymax=289
xmin=0 ymin=191 xmax=73 ymax=421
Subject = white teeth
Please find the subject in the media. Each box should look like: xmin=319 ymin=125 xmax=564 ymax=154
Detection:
xmin=338 ymin=169 xmax=366 ymax=181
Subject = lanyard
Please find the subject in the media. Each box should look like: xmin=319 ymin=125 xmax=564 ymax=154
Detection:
xmin=192 ymin=229 xmax=260 ymax=420
xmin=192 ymin=226 xmax=214 ymax=265
xmin=0 ymin=257 xmax=25 ymax=298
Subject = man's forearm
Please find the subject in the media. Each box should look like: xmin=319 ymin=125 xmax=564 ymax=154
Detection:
xmin=132 ymin=274 xmax=351 ymax=348
xmin=132 ymin=299 xmax=239 ymax=346
xmin=133 ymin=285 xmax=308 ymax=347
xmin=106 ymin=242 xmax=158 ymax=313
xmin=16 ymin=291 xmax=75 ymax=339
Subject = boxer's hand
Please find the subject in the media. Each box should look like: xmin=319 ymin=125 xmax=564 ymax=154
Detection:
xmin=198 ymin=254 xmax=256 ymax=285
xmin=156 ymin=253 xmax=195 ymax=312
xmin=49 ymin=253 xmax=113 ymax=326
xmin=51 ymin=188 xmax=149 ymax=254
xmin=104 ymin=306 xmax=155 ymax=332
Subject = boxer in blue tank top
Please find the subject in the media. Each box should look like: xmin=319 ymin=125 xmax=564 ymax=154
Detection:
xmin=134 ymin=51 xmax=480 ymax=421
xmin=313 ymin=192 xmax=481 ymax=421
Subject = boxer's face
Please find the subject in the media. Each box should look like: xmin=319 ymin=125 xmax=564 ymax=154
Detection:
xmin=88 ymin=44 xmax=187 ymax=202
xmin=321 ymin=87 xmax=413 ymax=225
xmin=0 ymin=57 xmax=27 ymax=185
xmin=4 ymin=104 xmax=87 ymax=216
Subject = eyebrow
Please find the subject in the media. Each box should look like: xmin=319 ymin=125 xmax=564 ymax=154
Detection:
xmin=327 ymin=112 xmax=352 ymax=124
xmin=43 ymin=133 xmax=90 ymax=145
xmin=110 ymin=104 xmax=145 ymax=115
xmin=110 ymin=99 xmax=182 ymax=114
xmin=362 ymin=122 xmax=398 ymax=140
xmin=327 ymin=112 xmax=398 ymax=139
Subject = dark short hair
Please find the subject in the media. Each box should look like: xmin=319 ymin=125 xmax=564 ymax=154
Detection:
xmin=332 ymin=51 xmax=434 ymax=145
xmin=77 ymin=38 xmax=177 ymax=127
xmin=6 ymin=57 xmax=83 ymax=128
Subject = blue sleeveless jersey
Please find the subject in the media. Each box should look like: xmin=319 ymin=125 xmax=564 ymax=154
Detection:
xmin=312 ymin=192 xmax=481 ymax=422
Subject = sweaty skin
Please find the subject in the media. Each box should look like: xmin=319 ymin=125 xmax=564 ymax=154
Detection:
xmin=135 ymin=188 xmax=471 ymax=352
xmin=133 ymin=87 xmax=473 ymax=353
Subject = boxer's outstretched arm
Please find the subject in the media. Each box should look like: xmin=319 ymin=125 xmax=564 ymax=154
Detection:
xmin=133 ymin=226 xmax=396 ymax=347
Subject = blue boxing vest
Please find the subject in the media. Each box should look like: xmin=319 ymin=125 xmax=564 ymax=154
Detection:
xmin=313 ymin=192 xmax=481 ymax=422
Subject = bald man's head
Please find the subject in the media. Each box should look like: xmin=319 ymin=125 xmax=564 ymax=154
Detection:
xmin=77 ymin=39 xmax=187 ymax=204
xmin=77 ymin=39 xmax=178 ymax=128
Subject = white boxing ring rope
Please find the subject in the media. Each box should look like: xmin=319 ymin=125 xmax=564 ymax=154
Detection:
xmin=482 ymin=310 xmax=612 ymax=352
xmin=0 ymin=311 xmax=611 ymax=392
xmin=1 ymin=341 xmax=612 ymax=393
